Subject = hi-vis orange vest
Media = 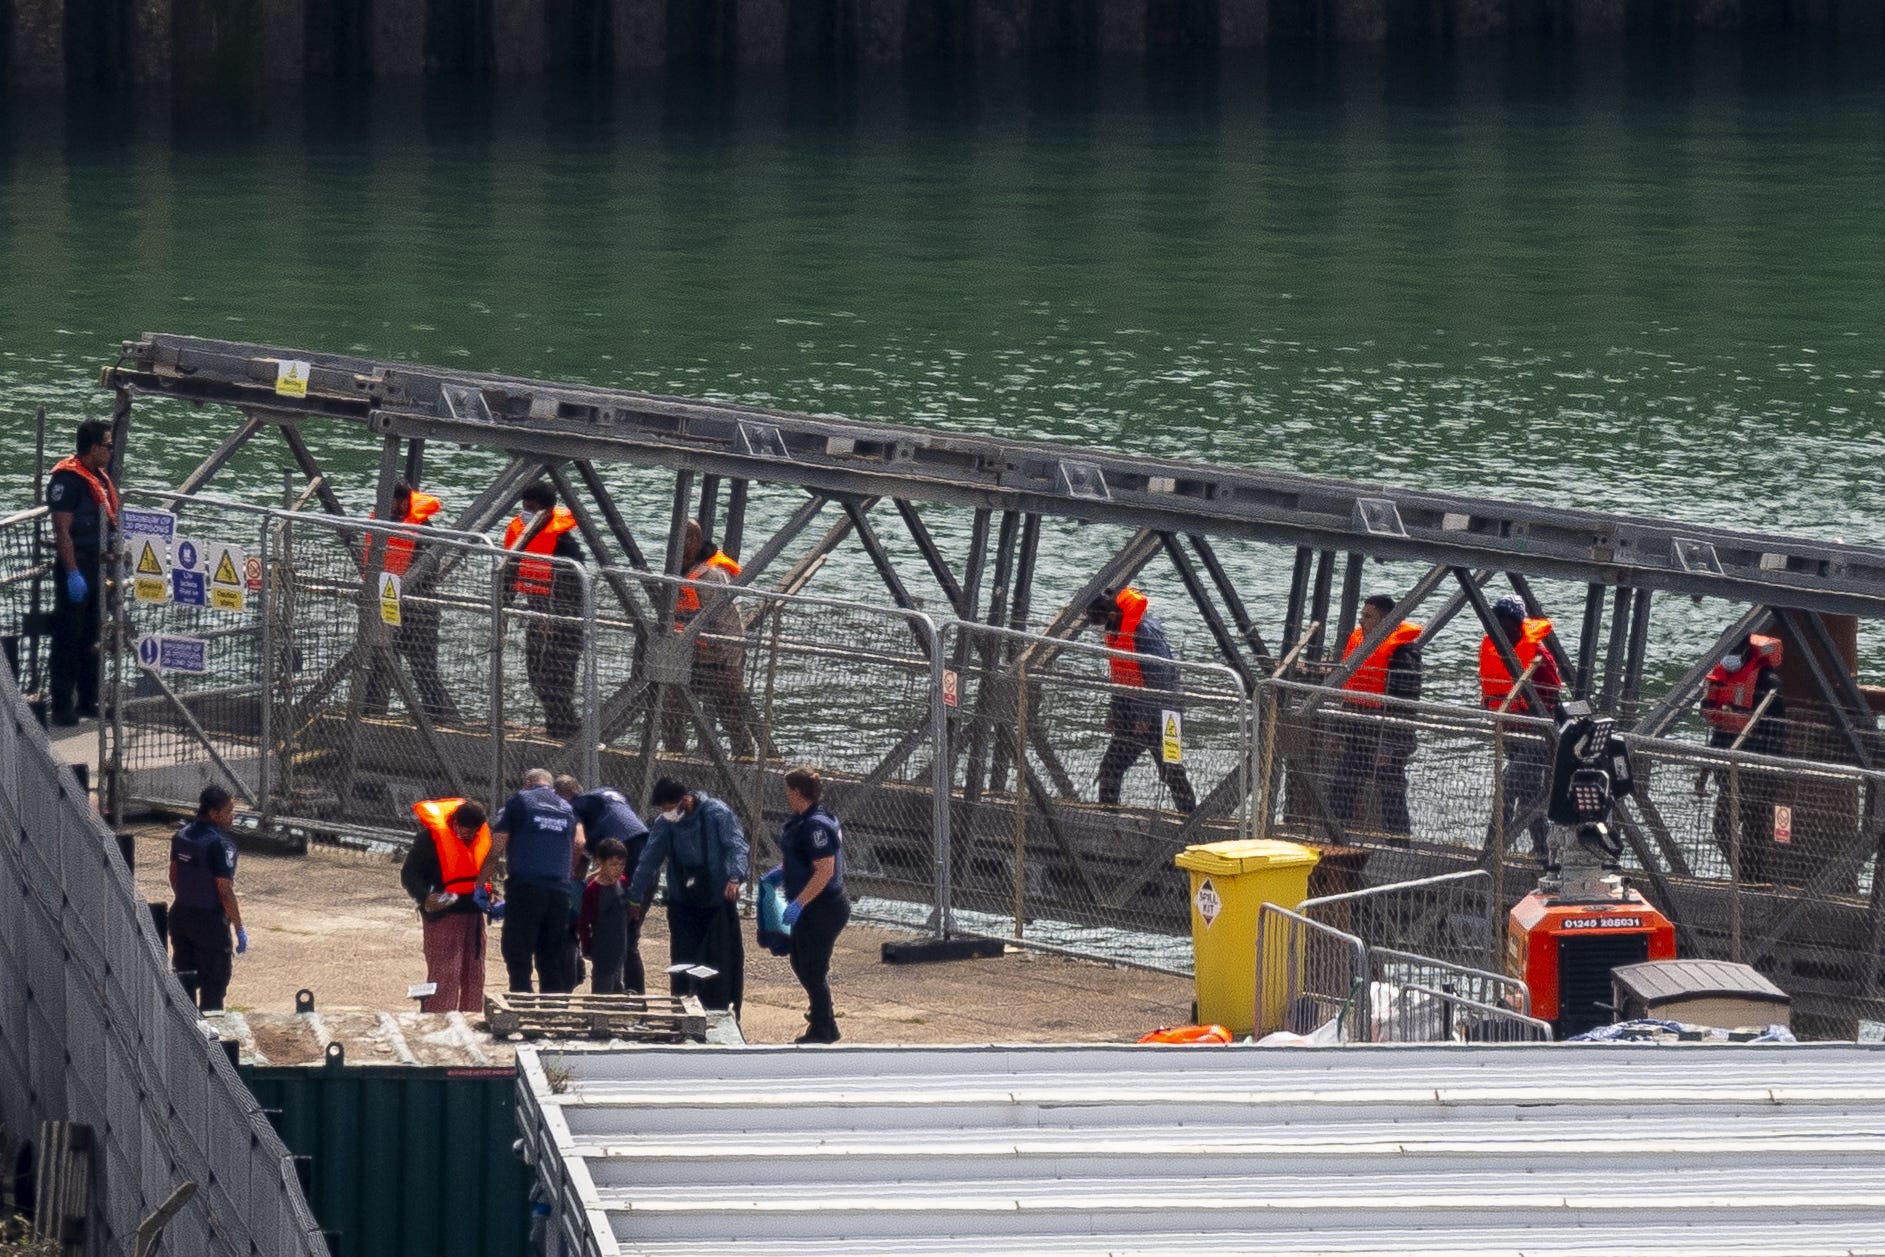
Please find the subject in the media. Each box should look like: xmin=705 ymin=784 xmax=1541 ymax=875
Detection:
xmin=50 ymin=455 xmax=120 ymax=527
xmin=1702 ymin=635 xmax=1784 ymax=734
xmin=1341 ymin=622 xmax=1423 ymax=707
xmin=412 ymin=798 xmax=491 ymax=896
xmin=1105 ymin=587 xmax=1150 ymax=689
xmin=1479 ymin=618 xmax=1554 ymax=711
xmin=367 ymin=492 xmax=442 ymax=577
xmin=503 ymin=507 xmax=577 ymax=596
xmin=675 ymin=549 xmax=741 ymax=622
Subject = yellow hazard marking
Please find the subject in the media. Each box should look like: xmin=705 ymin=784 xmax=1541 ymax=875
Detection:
xmin=136 ymin=540 xmax=164 ymax=575
xmin=275 ymin=359 xmax=310 ymax=398
xmin=213 ymin=551 xmax=241 ymax=585
xmin=382 ymin=576 xmax=398 ymax=600
xmin=379 ymin=572 xmax=402 ymax=627
xmin=1161 ymin=711 xmax=1184 ymax=765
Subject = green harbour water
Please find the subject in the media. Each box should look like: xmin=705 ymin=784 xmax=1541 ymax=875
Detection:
xmin=2 ymin=36 xmax=1882 ymax=675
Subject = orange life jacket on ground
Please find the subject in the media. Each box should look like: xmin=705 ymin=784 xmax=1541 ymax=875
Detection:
xmin=1138 ymin=1024 xmax=1233 ymax=1045
xmin=1105 ymin=587 xmax=1150 ymax=689
xmin=367 ymin=492 xmax=442 ymax=577
xmin=50 ymin=455 xmax=120 ymax=527
xmin=1701 ymin=635 xmax=1784 ymax=734
xmin=674 ymin=548 xmax=742 ymax=622
xmin=1479 ymin=617 xmax=1554 ymax=711
xmin=412 ymin=798 xmax=491 ymax=896
xmin=1341 ymin=622 xmax=1423 ymax=707
xmin=503 ymin=506 xmax=577 ymax=596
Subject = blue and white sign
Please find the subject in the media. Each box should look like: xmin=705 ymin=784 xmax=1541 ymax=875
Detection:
xmin=171 ymin=535 xmax=207 ymax=607
xmin=134 ymin=633 xmax=208 ymax=675
xmin=121 ymin=507 xmax=175 ymax=541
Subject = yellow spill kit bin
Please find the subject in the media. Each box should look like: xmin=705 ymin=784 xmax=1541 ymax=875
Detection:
xmin=1174 ymin=839 xmax=1321 ymax=1036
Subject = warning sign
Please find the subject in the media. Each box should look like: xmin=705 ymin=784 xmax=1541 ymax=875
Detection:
xmin=245 ymin=554 xmax=263 ymax=593
xmin=1773 ymin=804 xmax=1793 ymax=845
xmin=132 ymin=536 xmax=170 ymax=604
xmin=275 ymin=358 xmax=311 ymax=398
xmin=1160 ymin=709 xmax=1184 ymax=764
xmin=941 ymin=669 xmax=959 ymax=709
xmin=135 ymin=633 xmax=207 ymax=675
xmin=1194 ymin=876 xmax=1222 ymax=929
xmin=207 ymin=542 xmax=247 ymax=612
xmin=171 ymin=537 xmax=207 ymax=607
xmin=379 ymin=572 xmax=402 ymax=627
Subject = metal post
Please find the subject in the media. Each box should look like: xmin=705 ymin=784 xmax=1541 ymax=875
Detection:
xmin=1575 ymin=582 xmax=1605 ymax=699
xmin=696 ymin=474 xmax=721 ymax=537
xmin=1726 ymin=689 xmax=1779 ymax=964
xmin=1189 ymin=534 xmax=1272 ymax=663
xmin=1334 ymin=553 xmax=1364 ymax=655
xmin=489 ymin=558 xmax=506 ymax=805
xmin=1009 ymin=514 xmax=1042 ymax=632
xmin=1621 ymin=589 xmax=1654 ymax=720
xmin=1307 ymin=551 xmax=1336 ymax=661
xmin=32 ymin=406 xmax=46 ymax=506
xmin=257 ymin=520 xmax=272 ymax=822
xmin=403 ymin=438 xmax=426 ymax=487
xmin=1489 ymin=656 xmax=1542 ymax=949
xmin=580 ymin=569 xmax=599 ymax=786
xmin=1599 ymin=585 xmax=1632 ymax=711
xmin=1280 ymin=548 xmax=1312 ymax=655
xmin=1011 ymin=657 xmax=1029 ymax=941
xmin=925 ymin=614 xmax=952 ymax=938
xmin=723 ymin=479 xmax=749 ymax=558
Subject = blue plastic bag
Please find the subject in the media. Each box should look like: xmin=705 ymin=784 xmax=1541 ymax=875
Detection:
xmin=756 ymin=868 xmax=792 ymax=956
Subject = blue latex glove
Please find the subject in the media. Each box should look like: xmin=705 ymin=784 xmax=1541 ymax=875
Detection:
xmin=782 ymin=901 xmax=803 ymax=928
xmin=473 ymin=885 xmax=491 ymax=911
xmin=65 ymin=569 xmax=87 ymax=602
xmin=235 ymin=927 xmax=249 ymax=955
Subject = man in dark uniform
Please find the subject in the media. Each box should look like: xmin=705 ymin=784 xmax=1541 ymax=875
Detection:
xmin=776 ymin=766 xmax=851 ymax=1044
xmin=555 ymin=775 xmax=650 ymax=993
xmin=500 ymin=482 xmax=585 ymax=740
xmin=1086 ymin=588 xmax=1197 ymax=814
xmin=629 ymin=776 xmax=749 ymax=1015
xmin=168 ymin=784 xmax=246 ymax=1012
xmin=45 ymin=419 xmax=119 ymax=726
xmin=474 ymin=768 xmax=585 ymax=993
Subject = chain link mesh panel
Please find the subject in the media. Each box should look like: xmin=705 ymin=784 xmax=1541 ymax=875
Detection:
xmin=1298 ymin=870 xmax=1499 ymax=973
xmin=941 ymin=621 xmax=1250 ymax=955
xmin=1253 ymin=903 xmax=1370 ymax=1040
xmin=0 ymin=507 xmax=50 ymax=696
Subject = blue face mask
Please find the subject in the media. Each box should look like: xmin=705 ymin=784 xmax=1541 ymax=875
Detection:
xmin=1721 ymin=654 xmax=1744 ymax=672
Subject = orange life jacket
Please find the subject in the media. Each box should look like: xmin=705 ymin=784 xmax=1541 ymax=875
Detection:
xmin=366 ymin=492 xmax=442 ymax=577
xmin=503 ymin=507 xmax=577 ymax=596
xmin=1701 ymin=635 xmax=1784 ymax=734
xmin=1138 ymin=1024 xmax=1232 ymax=1045
xmin=1105 ymin=587 xmax=1150 ymax=689
xmin=1479 ymin=617 xmax=1554 ymax=711
xmin=674 ymin=549 xmax=742 ymax=622
xmin=50 ymin=455 xmax=120 ymax=527
xmin=1341 ymin=622 xmax=1423 ymax=707
xmin=412 ymin=798 xmax=491 ymax=895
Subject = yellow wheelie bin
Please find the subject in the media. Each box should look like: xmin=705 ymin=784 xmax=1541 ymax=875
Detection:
xmin=1174 ymin=839 xmax=1321 ymax=1036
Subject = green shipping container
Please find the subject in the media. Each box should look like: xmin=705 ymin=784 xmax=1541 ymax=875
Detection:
xmin=242 ymin=1062 xmax=533 ymax=1257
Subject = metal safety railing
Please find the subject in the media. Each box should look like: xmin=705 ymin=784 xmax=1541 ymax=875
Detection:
xmin=0 ymin=646 xmax=327 ymax=1254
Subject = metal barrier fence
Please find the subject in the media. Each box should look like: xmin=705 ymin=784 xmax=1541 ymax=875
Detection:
xmin=1252 ymin=903 xmax=1369 ymax=1040
xmin=1298 ymin=870 xmax=1498 ymax=974
xmin=0 ymin=652 xmax=328 ymax=1253
xmin=0 ymin=507 xmax=50 ymax=697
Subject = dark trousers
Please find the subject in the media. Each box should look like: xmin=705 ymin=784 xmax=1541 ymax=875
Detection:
xmin=169 ymin=904 xmax=232 ymax=1012
xmin=363 ymin=603 xmax=461 ymax=723
xmin=590 ymin=907 xmax=645 ymax=996
xmin=49 ymin=554 xmax=102 ymax=717
xmin=1098 ymin=718 xmax=1196 ymax=813
xmin=666 ymin=899 xmax=744 ymax=1015
xmin=1329 ymin=721 xmax=1414 ymax=836
xmin=525 ymin=619 xmax=581 ymax=739
xmin=661 ymin=652 xmax=772 ymax=759
xmin=501 ymin=883 xmax=575 ymax=994
xmin=789 ymin=894 xmax=850 ymax=1037
xmin=1493 ymin=737 xmax=1550 ymax=855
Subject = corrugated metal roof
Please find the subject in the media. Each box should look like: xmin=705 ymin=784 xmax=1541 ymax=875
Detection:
xmin=518 ymin=1043 xmax=1885 ymax=1256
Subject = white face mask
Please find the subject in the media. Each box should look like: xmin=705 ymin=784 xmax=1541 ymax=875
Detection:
xmin=1721 ymin=653 xmax=1744 ymax=673
xmin=660 ymin=807 xmax=684 ymax=824
xmin=520 ymin=509 xmax=544 ymax=530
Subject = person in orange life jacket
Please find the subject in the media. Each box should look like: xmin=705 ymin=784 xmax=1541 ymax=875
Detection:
xmin=660 ymin=519 xmax=768 ymax=760
xmin=46 ymin=419 xmax=119 ymax=726
xmin=363 ymin=479 xmax=463 ymax=725
xmin=774 ymin=766 xmax=851 ymax=1044
xmin=628 ymin=777 xmax=749 ymax=1016
xmin=557 ymin=775 xmax=650 ymax=994
xmin=1696 ymin=633 xmax=1788 ymax=883
xmin=1480 ymin=593 xmax=1565 ymax=855
xmin=1330 ymin=595 xmax=1424 ymax=836
xmin=1086 ymin=588 xmax=1197 ymax=814
xmin=169 ymin=785 xmax=246 ymax=1013
xmin=400 ymin=798 xmax=494 ymax=1012
xmin=501 ymin=482 xmax=584 ymax=740
xmin=475 ymin=768 xmax=587 ymax=994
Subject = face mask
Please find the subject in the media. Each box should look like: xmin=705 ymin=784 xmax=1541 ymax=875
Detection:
xmin=661 ymin=807 xmax=684 ymax=824
xmin=1721 ymin=654 xmax=1743 ymax=673
xmin=521 ymin=509 xmax=544 ymax=529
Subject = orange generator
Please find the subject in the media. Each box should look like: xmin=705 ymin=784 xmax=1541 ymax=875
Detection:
xmin=1508 ymin=888 xmax=1675 ymax=1038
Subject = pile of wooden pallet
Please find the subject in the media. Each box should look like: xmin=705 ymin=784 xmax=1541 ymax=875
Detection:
xmin=485 ymin=992 xmax=708 ymax=1042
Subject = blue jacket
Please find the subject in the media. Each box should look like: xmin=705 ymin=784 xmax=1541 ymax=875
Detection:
xmin=171 ymin=819 xmax=237 ymax=912
xmin=630 ymin=792 xmax=749 ymax=907
xmin=778 ymin=804 xmax=845 ymax=903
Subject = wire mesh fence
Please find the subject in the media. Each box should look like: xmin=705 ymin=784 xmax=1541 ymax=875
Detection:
xmin=0 ymin=653 xmax=327 ymax=1255
xmin=1252 ymin=903 xmax=1369 ymax=1040
xmin=939 ymin=620 xmax=1251 ymax=947
xmin=1298 ymin=870 xmax=1499 ymax=973
xmin=0 ymin=506 xmax=50 ymax=696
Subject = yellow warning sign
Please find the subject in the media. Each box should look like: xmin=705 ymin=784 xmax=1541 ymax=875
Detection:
xmin=133 ymin=538 xmax=170 ymax=604
xmin=379 ymin=573 xmax=402 ymax=628
xmin=1160 ymin=710 xmax=1184 ymax=765
xmin=207 ymin=543 xmax=247 ymax=612
xmin=136 ymin=540 xmax=164 ymax=575
xmin=275 ymin=358 xmax=311 ymax=398
xmin=213 ymin=551 xmax=240 ymax=585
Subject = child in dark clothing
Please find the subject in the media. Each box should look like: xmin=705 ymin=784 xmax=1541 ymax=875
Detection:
xmin=577 ymin=838 xmax=639 ymax=994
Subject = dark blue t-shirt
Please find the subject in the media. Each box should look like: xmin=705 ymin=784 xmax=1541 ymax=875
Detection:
xmin=47 ymin=468 xmax=109 ymax=553
xmin=779 ymin=804 xmax=845 ymax=903
xmin=569 ymin=789 xmax=649 ymax=845
xmin=496 ymin=786 xmax=577 ymax=890
xmin=171 ymin=819 xmax=237 ymax=912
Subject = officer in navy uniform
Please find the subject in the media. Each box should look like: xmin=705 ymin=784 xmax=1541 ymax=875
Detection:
xmin=45 ymin=419 xmax=119 ymax=726
xmin=776 ymin=766 xmax=851 ymax=1044
xmin=555 ymin=775 xmax=651 ymax=993
xmin=168 ymin=784 xmax=247 ymax=1012
xmin=475 ymin=767 xmax=585 ymax=993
